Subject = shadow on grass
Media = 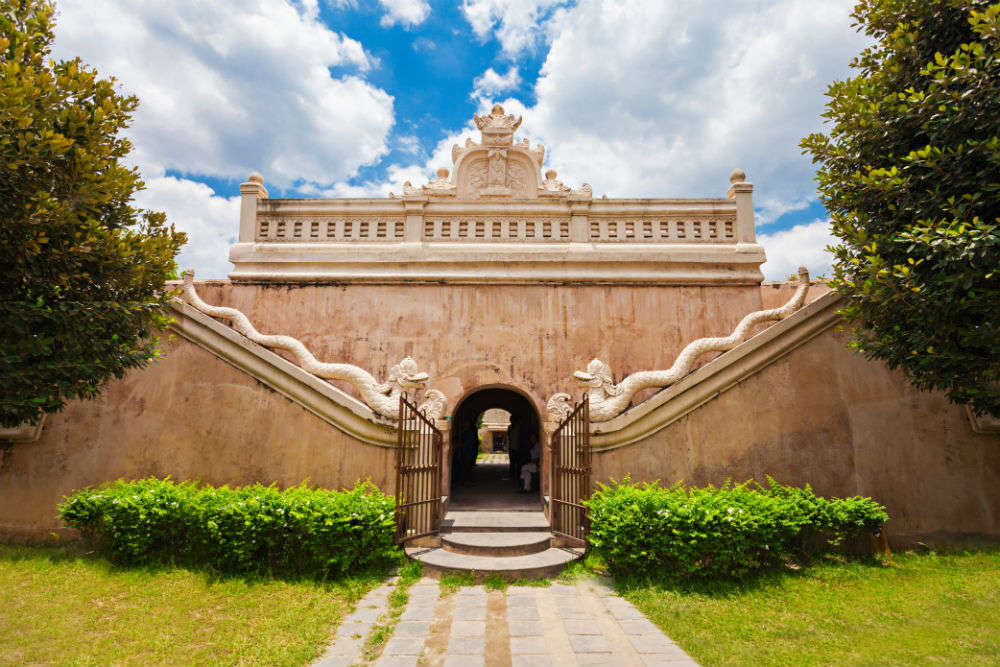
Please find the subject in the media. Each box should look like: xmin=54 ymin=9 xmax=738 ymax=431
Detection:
xmin=579 ymin=549 xmax=901 ymax=598
xmin=0 ymin=540 xmax=406 ymax=592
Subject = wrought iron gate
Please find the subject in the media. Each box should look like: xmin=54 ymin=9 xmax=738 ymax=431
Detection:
xmin=394 ymin=394 xmax=444 ymax=544
xmin=550 ymin=395 xmax=590 ymax=545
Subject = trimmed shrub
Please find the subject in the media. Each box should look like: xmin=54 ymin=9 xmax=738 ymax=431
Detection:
xmin=585 ymin=478 xmax=888 ymax=580
xmin=58 ymin=478 xmax=397 ymax=577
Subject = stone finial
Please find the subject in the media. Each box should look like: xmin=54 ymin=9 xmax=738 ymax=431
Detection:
xmin=422 ymin=167 xmax=456 ymax=195
xmin=729 ymin=168 xmax=746 ymax=184
xmin=248 ymin=172 xmax=264 ymax=184
xmin=473 ymin=103 xmax=522 ymax=147
xmin=545 ymin=169 xmax=557 ymax=180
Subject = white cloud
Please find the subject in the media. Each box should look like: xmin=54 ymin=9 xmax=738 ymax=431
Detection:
xmin=378 ymin=0 xmax=431 ymax=28
xmin=53 ymin=0 xmax=394 ymax=189
xmin=52 ymin=0 xmax=399 ymax=278
xmin=758 ymin=220 xmax=835 ymax=281
xmin=133 ymin=172 xmax=241 ymax=279
xmin=473 ymin=0 xmax=866 ymax=216
xmin=461 ymin=0 xmax=572 ymax=56
xmin=472 ymin=66 xmax=522 ymax=101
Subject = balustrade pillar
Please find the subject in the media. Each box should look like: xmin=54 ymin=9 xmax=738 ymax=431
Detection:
xmin=238 ymin=173 xmax=268 ymax=242
xmin=403 ymin=196 xmax=427 ymax=242
xmin=727 ymin=168 xmax=756 ymax=249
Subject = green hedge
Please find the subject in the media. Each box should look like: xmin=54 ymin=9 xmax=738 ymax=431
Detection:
xmin=58 ymin=478 xmax=397 ymax=577
xmin=585 ymin=478 xmax=888 ymax=580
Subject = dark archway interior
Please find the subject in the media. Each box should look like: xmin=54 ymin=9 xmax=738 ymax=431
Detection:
xmin=449 ymin=387 xmax=541 ymax=511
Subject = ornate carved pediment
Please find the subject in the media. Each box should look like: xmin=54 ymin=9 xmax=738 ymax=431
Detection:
xmin=404 ymin=103 xmax=590 ymax=201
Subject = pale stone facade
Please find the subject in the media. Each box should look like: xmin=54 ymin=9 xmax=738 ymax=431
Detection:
xmin=1 ymin=105 xmax=997 ymax=547
xmin=229 ymin=105 xmax=765 ymax=285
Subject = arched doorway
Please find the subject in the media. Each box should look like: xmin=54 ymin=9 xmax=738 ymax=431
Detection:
xmin=449 ymin=386 xmax=542 ymax=511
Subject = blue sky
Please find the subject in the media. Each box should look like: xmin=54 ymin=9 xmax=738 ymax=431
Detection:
xmin=51 ymin=0 xmax=867 ymax=279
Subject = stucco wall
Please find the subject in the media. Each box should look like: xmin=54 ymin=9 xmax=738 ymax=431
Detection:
xmin=592 ymin=325 xmax=1000 ymax=545
xmin=190 ymin=281 xmax=764 ymax=411
xmin=0 ymin=335 xmax=394 ymax=541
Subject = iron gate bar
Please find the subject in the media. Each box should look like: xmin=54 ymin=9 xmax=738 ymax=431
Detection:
xmin=550 ymin=395 xmax=590 ymax=545
xmin=394 ymin=393 xmax=443 ymax=544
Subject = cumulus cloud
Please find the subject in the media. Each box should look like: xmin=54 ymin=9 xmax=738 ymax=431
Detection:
xmin=53 ymin=0 xmax=394 ymax=188
xmin=132 ymin=172 xmax=241 ymax=279
xmin=461 ymin=0 xmax=572 ymax=56
xmin=758 ymin=220 xmax=836 ymax=281
xmin=378 ymin=0 xmax=431 ymax=28
xmin=52 ymin=0 xmax=399 ymax=277
xmin=472 ymin=66 xmax=522 ymax=101
xmin=481 ymin=0 xmax=866 ymax=216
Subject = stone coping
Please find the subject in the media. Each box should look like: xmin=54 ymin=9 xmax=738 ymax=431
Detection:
xmin=590 ymin=291 xmax=844 ymax=450
xmin=168 ymin=300 xmax=398 ymax=447
xmin=228 ymin=241 xmax=766 ymax=284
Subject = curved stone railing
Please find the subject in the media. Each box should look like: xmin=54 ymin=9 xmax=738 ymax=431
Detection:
xmin=570 ymin=267 xmax=811 ymax=422
xmin=585 ymin=291 xmax=843 ymax=450
xmin=180 ymin=271 xmax=446 ymax=420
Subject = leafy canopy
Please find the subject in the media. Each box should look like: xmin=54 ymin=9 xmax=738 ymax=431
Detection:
xmin=0 ymin=0 xmax=185 ymax=427
xmin=802 ymin=0 xmax=1000 ymax=417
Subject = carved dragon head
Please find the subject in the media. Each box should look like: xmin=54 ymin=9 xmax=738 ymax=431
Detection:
xmin=545 ymin=393 xmax=573 ymax=424
xmin=418 ymin=389 xmax=448 ymax=421
xmin=384 ymin=357 xmax=430 ymax=394
xmin=573 ymin=359 xmax=623 ymax=398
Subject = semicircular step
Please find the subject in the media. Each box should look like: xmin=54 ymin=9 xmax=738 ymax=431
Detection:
xmin=405 ymin=546 xmax=584 ymax=580
xmin=442 ymin=531 xmax=552 ymax=557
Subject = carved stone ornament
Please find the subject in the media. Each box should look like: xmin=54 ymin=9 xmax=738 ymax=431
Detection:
xmin=546 ymin=393 xmax=573 ymax=424
xmin=539 ymin=169 xmax=571 ymax=197
xmin=474 ymin=103 xmax=522 ymax=146
xmin=181 ymin=271 xmax=445 ymax=419
xmin=418 ymin=389 xmax=448 ymax=421
xmin=422 ymin=167 xmax=456 ymax=196
xmin=575 ymin=267 xmax=813 ymax=422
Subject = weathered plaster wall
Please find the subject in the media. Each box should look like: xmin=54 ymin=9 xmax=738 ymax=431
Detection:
xmin=0 ymin=335 xmax=394 ymax=541
xmin=5 ymin=279 xmax=993 ymax=545
xmin=191 ymin=281 xmax=765 ymax=412
xmin=760 ymin=280 xmax=831 ymax=309
xmin=592 ymin=325 xmax=1000 ymax=545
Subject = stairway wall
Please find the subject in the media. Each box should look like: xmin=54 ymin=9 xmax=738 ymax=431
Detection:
xmin=0 ymin=335 xmax=394 ymax=542
xmin=591 ymin=325 xmax=1000 ymax=545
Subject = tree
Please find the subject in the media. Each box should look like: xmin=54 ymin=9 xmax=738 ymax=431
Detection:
xmin=0 ymin=0 xmax=186 ymax=428
xmin=802 ymin=0 xmax=1000 ymax=418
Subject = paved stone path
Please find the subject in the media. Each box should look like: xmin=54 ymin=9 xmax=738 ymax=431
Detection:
xmin=478 ymin=453 xmax=509 ymax=465
xmin=370 ymin=577 xmax=698 ymax=667
xmin=314 ymin=577 xmax=399 ymax=667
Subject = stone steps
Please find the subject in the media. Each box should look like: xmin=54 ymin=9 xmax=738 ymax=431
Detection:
xmin=406 ymin=544 xmax=584 ymax=580
xmin=442 ymin=530 xmax=552 ymax=557
xmin=442 ymin=510 xmax=551 ymax=533
xmin=406 ymin=509 xmax=585 ymax=580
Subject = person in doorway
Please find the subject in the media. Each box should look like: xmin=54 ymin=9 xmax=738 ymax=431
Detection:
xmin=519 ymin=432 xmax=540 ymax=492
xmin=505 ymin=417 xmax=520 ymax=482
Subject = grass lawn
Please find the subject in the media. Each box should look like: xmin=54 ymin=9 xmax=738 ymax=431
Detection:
xmin=617 ymin=548 xmax=1000 ymax=667
xmin=0 ymin=544 xmax=387 ymax=667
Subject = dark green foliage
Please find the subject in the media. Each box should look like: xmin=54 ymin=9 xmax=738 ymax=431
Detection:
xmin=57 ymin=478 xmax=398 ymax=578
xmin=0 ymin=0 xmax=186 ymax=427
xmin=585 ymin=478 xmax=888 ymax=580
xmin=801 ymin=0 xmax=1000 ymax=417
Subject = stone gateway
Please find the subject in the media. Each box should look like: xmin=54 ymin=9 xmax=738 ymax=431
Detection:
xmin=1 ymin=106 xmax=998 ymax=554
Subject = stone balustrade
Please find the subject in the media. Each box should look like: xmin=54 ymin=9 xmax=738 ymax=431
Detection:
xmin=229 ymin=107 xmax=763 ymax=284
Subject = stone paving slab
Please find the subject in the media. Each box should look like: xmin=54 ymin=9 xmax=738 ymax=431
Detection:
xmin=325 ymin=575 xmax=699 ymax=667
xmin=314 ymin=576 xmax=398 ymax=666
xmin=507 ymin=620 xmax=544 ymax=636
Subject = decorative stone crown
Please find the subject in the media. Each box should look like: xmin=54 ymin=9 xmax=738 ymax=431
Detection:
xmin=397 ymin=103 xmax=590 ymax=200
